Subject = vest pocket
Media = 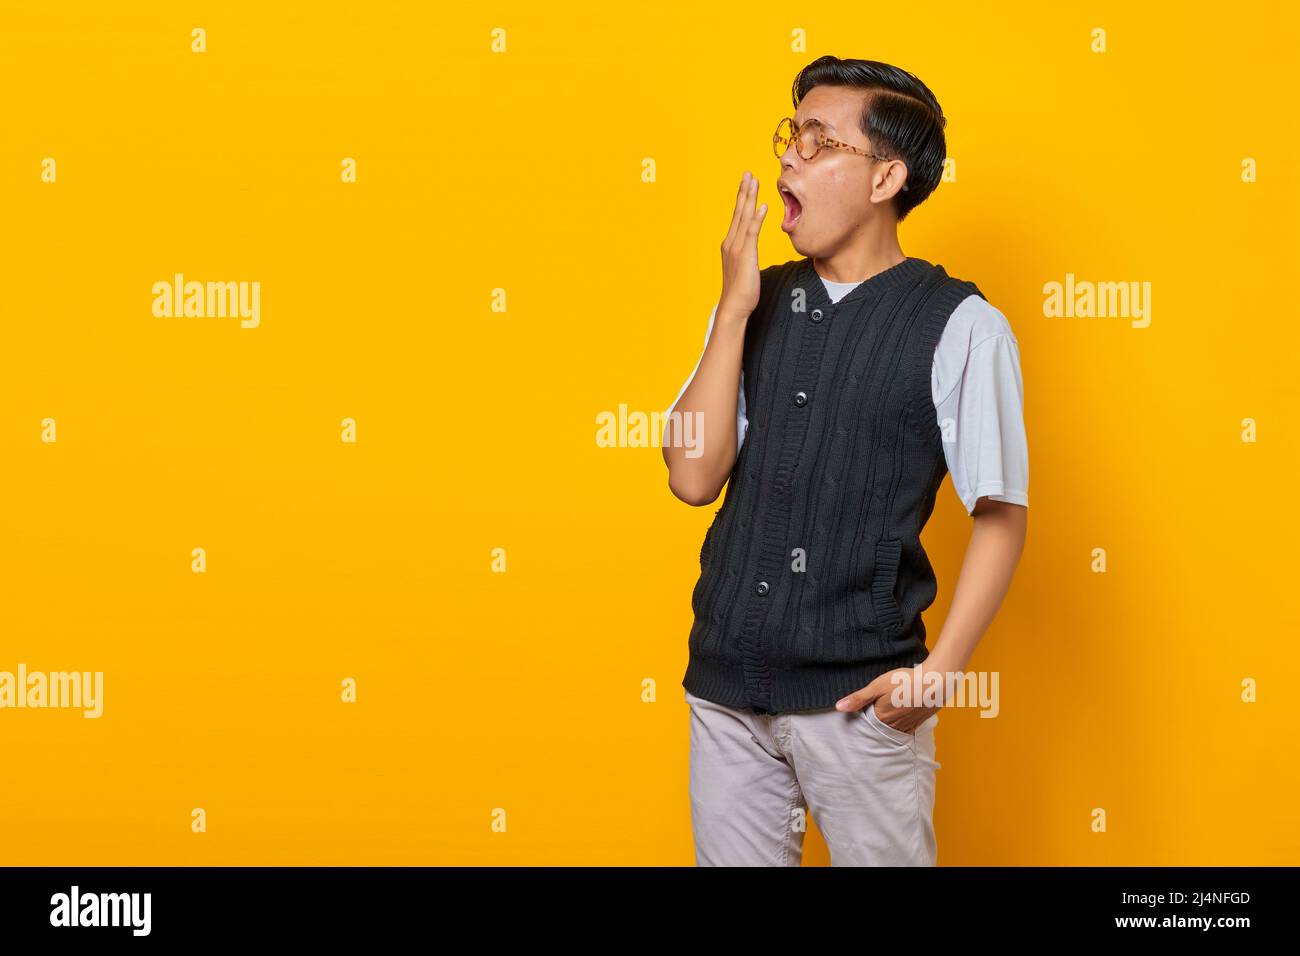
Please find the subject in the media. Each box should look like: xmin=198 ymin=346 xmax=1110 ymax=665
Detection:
xmin=857 ymin=536 xmax=904 ymax=630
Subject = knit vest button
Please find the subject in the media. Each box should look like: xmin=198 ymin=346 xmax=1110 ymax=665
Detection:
xmin=793 ymin=390 xmax=808 ymax=407
xmin=810 ymin=308 xmax=823 ymax=323
xmin=754 ymin=580 xmax=769 ymax=596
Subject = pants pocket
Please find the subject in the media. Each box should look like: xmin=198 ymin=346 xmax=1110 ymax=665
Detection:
xmin=861 ymin=701 xmax=914 ymax=746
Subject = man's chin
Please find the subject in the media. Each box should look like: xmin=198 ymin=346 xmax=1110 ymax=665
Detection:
xmin=785 ymin=233 xmax=816 ymax=258
xmin=782 ymin=223 xmax=807 ymax=252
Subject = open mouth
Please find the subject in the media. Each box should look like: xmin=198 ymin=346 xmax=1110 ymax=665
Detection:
xmin=778 ymin=183 xmax=803 ymax=231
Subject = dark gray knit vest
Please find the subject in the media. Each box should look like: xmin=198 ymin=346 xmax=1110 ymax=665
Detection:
xmin=681 ymin=255 xmax=984 ymax=715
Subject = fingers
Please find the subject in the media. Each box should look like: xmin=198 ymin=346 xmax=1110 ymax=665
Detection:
xmin=724 ymin=172 xmax=749 ymax=244
xmin=724 ymin=172 xmax=758 ymax=247
xmin=747 ymin=199 xmax=768 ymax=243
xmin=836 ymin=686 xmax=882 ymax=712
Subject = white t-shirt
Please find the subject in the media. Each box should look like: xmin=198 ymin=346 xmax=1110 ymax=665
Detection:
xmin=667 ymin=275 xmax=1029 ymax=515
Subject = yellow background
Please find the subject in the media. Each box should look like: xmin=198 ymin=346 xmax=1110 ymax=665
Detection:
xmin=1 ymin=1 xmax=1297 ymax=865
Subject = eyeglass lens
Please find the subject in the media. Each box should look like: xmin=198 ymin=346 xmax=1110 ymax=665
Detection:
xmin=774 ymin=119 xmax=820 ymax=160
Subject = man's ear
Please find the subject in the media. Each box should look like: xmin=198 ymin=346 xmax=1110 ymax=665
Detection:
xmin=871 ymin=160 xmax=909 ymax=206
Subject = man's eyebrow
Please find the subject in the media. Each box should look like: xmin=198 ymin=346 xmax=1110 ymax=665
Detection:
xmin=796 ymin=115 xmax=837 ymax=132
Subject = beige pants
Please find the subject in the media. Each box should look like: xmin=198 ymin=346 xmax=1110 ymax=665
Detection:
xmin=686 ymin=688 xmax=940 ymax=866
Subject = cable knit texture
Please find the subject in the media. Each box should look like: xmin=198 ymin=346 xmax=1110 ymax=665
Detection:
xmin=682 ymin=255 xmax=984 ymax=714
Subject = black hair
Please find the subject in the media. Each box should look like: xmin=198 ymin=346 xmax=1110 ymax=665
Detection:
xmin=791 ymin=56 xmax=947 ymax=222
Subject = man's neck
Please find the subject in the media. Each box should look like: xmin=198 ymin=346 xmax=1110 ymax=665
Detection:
xmin=812 ymin=231 xmax=906 ymax=284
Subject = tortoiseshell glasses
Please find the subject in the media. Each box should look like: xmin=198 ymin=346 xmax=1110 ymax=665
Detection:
xmin=772 ymin=117 xmax=909 ymax=190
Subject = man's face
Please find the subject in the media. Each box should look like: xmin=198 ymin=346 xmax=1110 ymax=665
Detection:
xmin=776 ymin=85 xmax=895 ymax=257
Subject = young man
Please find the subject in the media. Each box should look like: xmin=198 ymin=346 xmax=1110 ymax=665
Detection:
xmin=662 ymin=57 xmax=1028 ymax=866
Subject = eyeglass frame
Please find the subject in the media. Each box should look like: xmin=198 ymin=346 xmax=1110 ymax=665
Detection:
xmin=772 ymin=116 xmax=909 ymax=191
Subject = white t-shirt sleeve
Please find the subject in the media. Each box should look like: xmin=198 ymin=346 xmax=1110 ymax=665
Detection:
xmin=932 ymin=295 xmax=1029 ymax=516
xmin=666 ymin=303 xmax=748 ymax=452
